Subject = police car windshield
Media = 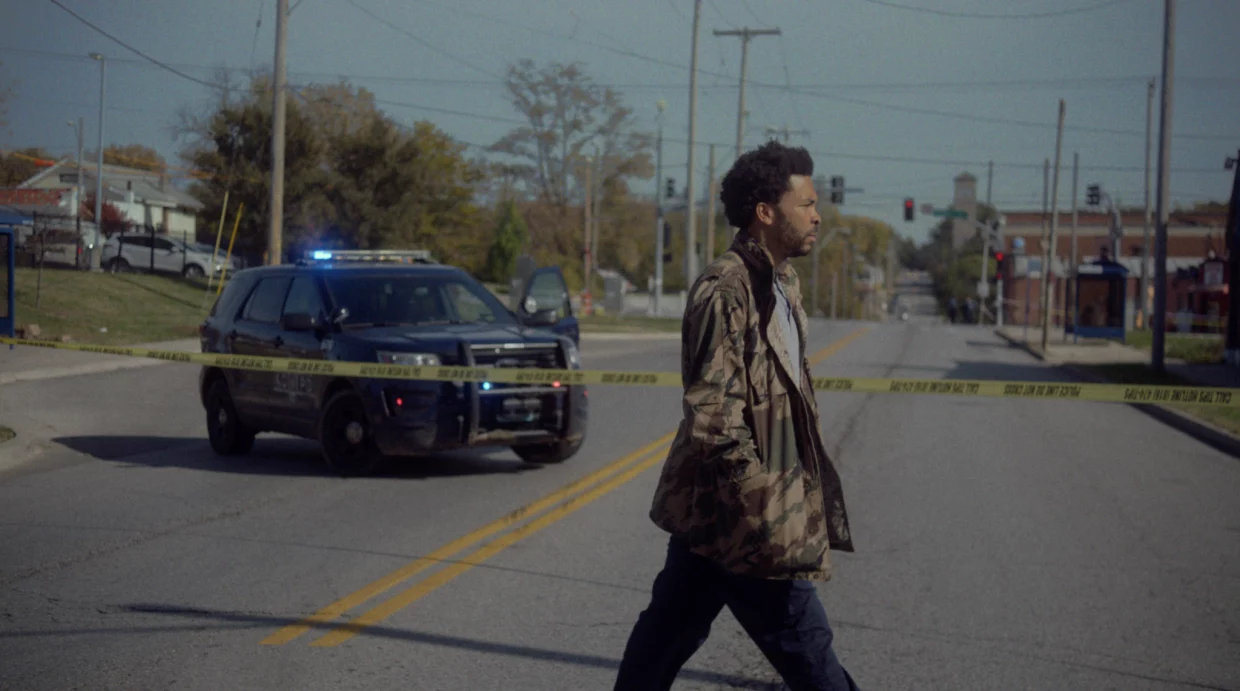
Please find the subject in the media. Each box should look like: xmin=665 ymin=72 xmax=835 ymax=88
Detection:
xmin=323 ymin=273 xmax=514 ymax=328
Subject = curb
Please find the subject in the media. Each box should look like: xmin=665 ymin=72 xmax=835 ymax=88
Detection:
xmin=1060 ymin=363 xmax=1240 ymax=462
xmin=0 ymin=356 xmax=178 ymax=386
xmin=0 ymin=338 xmax=201 ymax=387
xmin=994 ymin=328 xmax=1240 ymax=461
xmin=992 ymin=328 xmax=1046 ymax=361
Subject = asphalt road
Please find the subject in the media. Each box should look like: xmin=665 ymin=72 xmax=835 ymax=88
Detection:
xmin=1 ymin=274 xmax=1237 ymax=690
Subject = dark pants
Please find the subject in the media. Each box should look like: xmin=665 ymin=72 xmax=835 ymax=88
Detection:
xmin=613 ymin=537 xmax=860 ymax=691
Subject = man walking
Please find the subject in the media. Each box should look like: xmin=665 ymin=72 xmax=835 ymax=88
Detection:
xmin=613 ymin=141 xmax=860 ymax=690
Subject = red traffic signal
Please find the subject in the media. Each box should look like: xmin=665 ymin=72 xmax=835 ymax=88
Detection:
xmin=903 ymin=198 xmax=914 ymax=222
xmin=995 ymin=251 xmax=1004 ymax=263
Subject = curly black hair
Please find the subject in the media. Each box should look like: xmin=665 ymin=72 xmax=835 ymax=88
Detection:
xmin=719 ymin=140 xmax=815 ymax=230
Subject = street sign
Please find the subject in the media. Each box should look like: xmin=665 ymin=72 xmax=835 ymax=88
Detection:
xmin=976 ymin=281 xmax=990 ymax=299
xmin=931 ymin=208 xmax=968 ymax=219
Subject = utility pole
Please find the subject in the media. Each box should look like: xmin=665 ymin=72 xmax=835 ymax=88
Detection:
xmin=652 ymin=101 xmax=665 ymax=317
xmin=1041 ymin=100 xmax=1066 ymax=355
xmin=267 ymin=0 xmax=288 ymax=266
xmin=88 ymin=52 xmax=106 ymax=271
xmin=685 ymin=0 xmax=702 ymax=284
xmin=1142 ymin=77 xmax=1155 ymax=330
xmin=1151 ymin=0 xmax=1176 ymax=372
xmin=1224 ymin=150 xmax=1240 ymax=365
xmin=715 ymin=27 xmax=781 ymax=165
xmin=584 ymin=154 xmax=593 ymax=315
xmin=591 ymin=143 xmax=601 ymax=283
xmin=1068 ymin=152 xmax=1079 ymax=341
xmin=986 ymin=160 xmax=993 ymax=207
xmin=704 ymin=143 xmax=717 ymax=267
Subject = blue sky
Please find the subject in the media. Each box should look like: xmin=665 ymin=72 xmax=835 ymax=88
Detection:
xmin=1 ymin=0 xmax=1237 ymax=243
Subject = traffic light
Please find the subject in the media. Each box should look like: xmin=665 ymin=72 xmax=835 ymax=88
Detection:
xmin=1086 ymin=184 xmax=1101 ymax=206
xmin=662 ymin=221 xmax=672 ymax=250
xmin=830 ymin=175 xmax=844 ymax=205
xmin=993 ymin=250 xmax=1005 ymax=281
xmin=903 ymin=198 xmax=914 ymax=222
xmin=666 ymin=178 xmax=676 ymax=200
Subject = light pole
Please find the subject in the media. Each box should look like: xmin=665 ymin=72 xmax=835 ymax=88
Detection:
xmin=88 ymin=52 xmax=106 ymax=271
xmin=652 ymin=100 xmax=665 ymax=317
xmin=66 ymin=119 xmax=83 ymax=215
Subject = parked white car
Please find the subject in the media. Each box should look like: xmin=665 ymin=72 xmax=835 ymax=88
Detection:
xmin=102 ymin=233 xmax=239 ymax=279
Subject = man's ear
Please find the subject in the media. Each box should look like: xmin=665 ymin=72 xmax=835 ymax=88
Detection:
xmin=754 ymin=201 xmax=776 ymax=226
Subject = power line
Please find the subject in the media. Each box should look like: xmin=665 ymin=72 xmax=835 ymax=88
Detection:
xmin=342 ymin=0 xmax=502 ymax=80
xmin=854 ymin=0 xmax=1135 ymax=20
xmin=5 ymin=46 xmax=1237 ymax=94
xmin=44 ymin=0 xmax=223 ymax=91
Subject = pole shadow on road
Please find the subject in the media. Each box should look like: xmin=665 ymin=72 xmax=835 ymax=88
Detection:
xmin=0 ymin=604 xmax=780 ymax=689
xmin=944 ymin=360 xmax=1084 ymax=387
xmin=48 ymin=435 xmax=543 ymax=480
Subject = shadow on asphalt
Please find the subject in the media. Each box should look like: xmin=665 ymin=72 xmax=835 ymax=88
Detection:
xmin=943 ymin=360 xmax=1081 ymax=384
xmin=0 ymin=604 xmax=781 ymax=689
xmin=49 ymin=435 xmax=541 ymax=480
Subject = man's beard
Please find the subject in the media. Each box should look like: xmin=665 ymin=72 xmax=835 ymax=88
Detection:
xmin=776 ymin=215 xmax=812 ymax=259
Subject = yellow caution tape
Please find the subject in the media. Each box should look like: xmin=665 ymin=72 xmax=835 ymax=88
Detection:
xmin=3 ymin=337 xmax=1237 ymax=407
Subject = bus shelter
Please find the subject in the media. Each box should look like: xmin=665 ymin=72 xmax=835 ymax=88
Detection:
xmin=1072 ymin=259 xmax=1129 ymax=342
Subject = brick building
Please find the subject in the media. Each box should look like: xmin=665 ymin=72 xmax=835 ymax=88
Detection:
xmin=994 ymin=209 xmax=1227 ymax=329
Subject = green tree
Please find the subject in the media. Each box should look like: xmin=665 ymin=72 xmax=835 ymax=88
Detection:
xmin=482 ymin=198 xmax=529 ymax=283
xmin=177 ymin=75 xmax=487 ymax=266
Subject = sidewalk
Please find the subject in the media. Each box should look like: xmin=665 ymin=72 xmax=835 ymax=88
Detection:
xmin=0 ymin=338 xmax=202 ymax=385
xmin=993 ymin=326 xmax=1160 ymax=366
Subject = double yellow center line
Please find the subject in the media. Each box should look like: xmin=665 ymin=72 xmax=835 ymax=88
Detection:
xmin=262 ymin=431 xmax=677 ymax=648
xmin=262 ymin=324 xmax=869 ymax=648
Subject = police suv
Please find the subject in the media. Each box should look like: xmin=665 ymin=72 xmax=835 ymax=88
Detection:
xmin=198 ymin=249 xmax=587 ymax=476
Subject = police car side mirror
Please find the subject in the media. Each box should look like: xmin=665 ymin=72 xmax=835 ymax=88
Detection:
xmin=281 ymin=313 xmax=319 ymax=332
xmin=526 ymin=308 xmax=559 ymax=327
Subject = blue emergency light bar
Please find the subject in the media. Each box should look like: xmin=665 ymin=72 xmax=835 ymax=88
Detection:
xmin=302 ymin=249 xmax=437 ymax=265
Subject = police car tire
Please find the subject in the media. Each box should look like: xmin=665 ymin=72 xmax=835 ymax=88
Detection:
xmin=319 ymin=390 xmax=382 ymax=477
xmin=206 ymin=379 xmax=256 ymax=456
xmin=513 ymin=436 xmax=583 ymax=465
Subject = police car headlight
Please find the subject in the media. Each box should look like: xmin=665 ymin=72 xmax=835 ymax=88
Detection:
xmin=562 ymin=339 xmax=580 ymax=369
xmin=376 ymin=351 xmax=441 ymax=367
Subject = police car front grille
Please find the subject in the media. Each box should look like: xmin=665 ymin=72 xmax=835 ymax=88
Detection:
xmin=469 ymin=343 xmax=562 ymax=370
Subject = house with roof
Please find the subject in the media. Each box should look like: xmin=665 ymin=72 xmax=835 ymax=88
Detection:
xmin=13 ymin=158 xmax=203 ymax=240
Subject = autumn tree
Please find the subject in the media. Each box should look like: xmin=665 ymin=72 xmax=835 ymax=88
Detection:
xmin=488 ymin=60 xmax=653 ymax=288
xmin=102 ymin=144 xmax=166 ymax=173
xmin=0 ymin=147 xmax=52 ymax=187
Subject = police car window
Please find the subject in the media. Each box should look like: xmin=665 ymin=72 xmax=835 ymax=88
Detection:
xmin=527 ymin=272 xmax=569 ymax=318
xmin=243 ymin=277 xmax=292 ymax=324
xmin=282 ymin=276 xmax=324 ymax=318
xmin=324 ymin=275 xmax=511 ymax=327
xmin=445 ymin=283 xmax=496 ymax=323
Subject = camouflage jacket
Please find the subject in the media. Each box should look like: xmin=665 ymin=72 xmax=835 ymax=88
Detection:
xmin=649 ymin=231 xmax=854 ymax=581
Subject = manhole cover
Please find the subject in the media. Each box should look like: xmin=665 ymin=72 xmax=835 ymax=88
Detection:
xmin=0 ymin=427 xmax=14 ymax=444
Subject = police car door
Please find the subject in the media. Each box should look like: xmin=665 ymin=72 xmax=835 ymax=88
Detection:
xmin=231 ymin=275 xmax=292 ymax=421
xmin=267 ymin=274 xmax=330 ymax=434
xmin=519 ymin=267 xmax=579 ymax=346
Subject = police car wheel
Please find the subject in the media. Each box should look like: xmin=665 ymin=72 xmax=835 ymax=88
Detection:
xmin=513 ymin=437 xmax=583 ymax=465
xmin=205 ymin=379 xmax=256 ymax=456
xmin=320 ymin=391 xmax=381 ymax=477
